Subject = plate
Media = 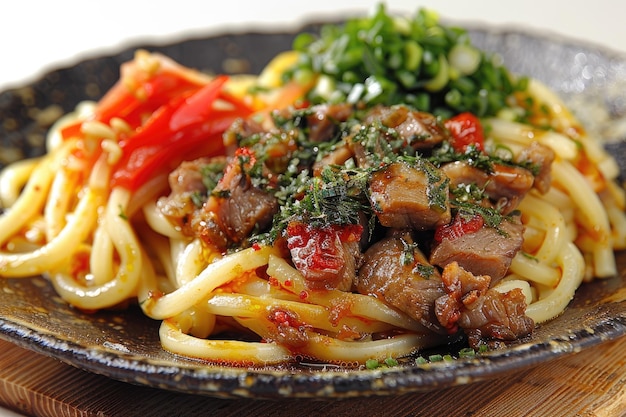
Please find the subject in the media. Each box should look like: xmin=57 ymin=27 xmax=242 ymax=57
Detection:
xmin=1 ymin=21 xmax=626 ymax=399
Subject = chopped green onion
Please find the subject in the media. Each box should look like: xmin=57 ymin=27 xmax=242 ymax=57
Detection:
xmin=365 ymin=357 xmax=399 ymax=369
xmin=365 ymin=359 xmax=380 ymax=369
xmin=445 ymin=88 xmax=462 ymax=107
xmin=384 ymin=357 xmax=399 ymax=367
xmin=404 ymin=40 xmax=423 ymax=71
xmin=459 ymin=348 xmax=476 ymax=358
xmin=284 ymin=3 xmax=527 ymax=117
xmin=448 ymin=44 xmax=481 ymax=76
xmin=415 ymin=356 xmax=428 ymax=364
xmin=423 ymin=54 xmax=449 ymax=92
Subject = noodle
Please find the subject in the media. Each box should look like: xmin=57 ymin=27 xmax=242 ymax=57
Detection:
xmin=159 ymin=319 xmax=293 ymax=365
xmin=524 ymin=242 xmax=586 ymax=323
xmin=486 ymin=118 xmax=580 ymax=160
xmin=0 ymin=158 xmax=39 ymax=207
xmin=50 ymin=188 xmax=142 ymax=309
xmin=138 ymin=246 xmax=280 ymax=320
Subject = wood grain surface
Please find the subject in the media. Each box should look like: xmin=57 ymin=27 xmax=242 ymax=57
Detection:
xmin=1 ymin=336 xmax=625 ymax=417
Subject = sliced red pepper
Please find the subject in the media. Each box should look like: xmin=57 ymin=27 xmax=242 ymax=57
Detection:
xmin=110 ymin=131 xmax=224 ymax=191
xmin=96 ymin=53 xmax=210 ymax=127
xmin=168 ymin=76 xmax=230 ymax=132
xmin=110 ymin=76 xmax=253 ymax=191
xmin=444 ymin=112 xmax=485 ymax=152
xmin=60 ymin=52 xmax=210 ymax=141
xmin=117 ymin=76 xmax=228 ymax=156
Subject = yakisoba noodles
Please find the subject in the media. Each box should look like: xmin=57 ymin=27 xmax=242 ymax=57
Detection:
xmin=1 ymin=7 xmax=625 ymax=367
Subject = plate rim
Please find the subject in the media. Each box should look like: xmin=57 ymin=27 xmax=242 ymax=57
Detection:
xmin=1 ymin=305 xmax=625 ymax=398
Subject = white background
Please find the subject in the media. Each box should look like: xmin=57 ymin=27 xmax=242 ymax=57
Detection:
xmin=0 ymin=1 xmax=624 ymax=416
xmin=1 ymin=0 xmax=625 ymax=91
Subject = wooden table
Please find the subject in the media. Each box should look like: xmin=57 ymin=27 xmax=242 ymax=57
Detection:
xmin=1 ymin=335 xmax=625 ymax=417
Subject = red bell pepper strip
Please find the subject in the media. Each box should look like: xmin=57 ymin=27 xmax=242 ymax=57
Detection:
xmin=110 ymin=75 xmax=254 ymax=191
xmin=444 ymin=112 xmax=485 ymax=152
xmin=60 ymin=52 xmax=211 ymax=140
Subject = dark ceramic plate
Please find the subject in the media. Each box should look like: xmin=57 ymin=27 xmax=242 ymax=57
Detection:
xmin=1 ymin=21 xmax=626 ymax=400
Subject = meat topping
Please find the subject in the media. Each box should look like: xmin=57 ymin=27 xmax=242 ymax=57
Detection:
xmin=357 ymin=232 xmax=446 ymax=333
xmin=515 ymin=141 xmax=555 ymax=194
xmin=430 ymin=213 xmax=524 ymax=284
xmin=303 ymin=103 xmax=354 ymax=143
xmin=369 ymin=161 xmax=451 ymax=230
xmin=435 ymin=262 xmax=534 ymax=349
xmin=442 ymin=160 xmax=535 ymax=214
xmin=365 ymin=105 xmax=448 ymax=150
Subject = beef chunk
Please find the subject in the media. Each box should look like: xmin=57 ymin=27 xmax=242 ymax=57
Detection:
xmin=312 ymin=143 xmax=354 ymax=177
xmin=442 ymin=161 xmax=535 ymax=215
xmin=159 ymin=151 xmax=278 ymax=250
xmin=158 ymin=157 xmax=226 ymax=237
xmin=357 ymin=232 xmax=446 ymax=333
xmin=365 ymin=105 xmax=448 ymax=150
xmin=202 ymin=151 xmax=278 ymax=247
xmin=212 ymin=176 xmax=278 ymax=244
xmin=222 ymin=116 xmax=267 ymax=147
xmin=305 ymin=103 xmax=354 ymax=143
xmin=369 ymin=161 xmax=451 ymax=231
xmin=430 ymin=214 xmax=524 ymax=284
xmin=435 ymin=262 xmax=534 ymax=348
xmin=516 ymin=141 xmax=555 ymax=194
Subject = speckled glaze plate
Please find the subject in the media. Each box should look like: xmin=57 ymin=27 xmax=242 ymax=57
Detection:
xmin=1 ymin=21 xmax=626 ymax=399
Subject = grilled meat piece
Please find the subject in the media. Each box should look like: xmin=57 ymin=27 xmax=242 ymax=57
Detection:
xmin=515 ymin=141 xmax=555 ymax=194
xmin=369 ymin=161 xmax=451 ymax=231
xmin=435 ymin=262 xmax=534 ymax=348
xmin=365 ymin=105 xmax=448 ymax=150
xmin=442 ymin=160 xmax=535 ymax=215
xmin=357 ymin=231 xmax=446 ymax=333
xmin=430 ymin=213 xmax=524 ymax=284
